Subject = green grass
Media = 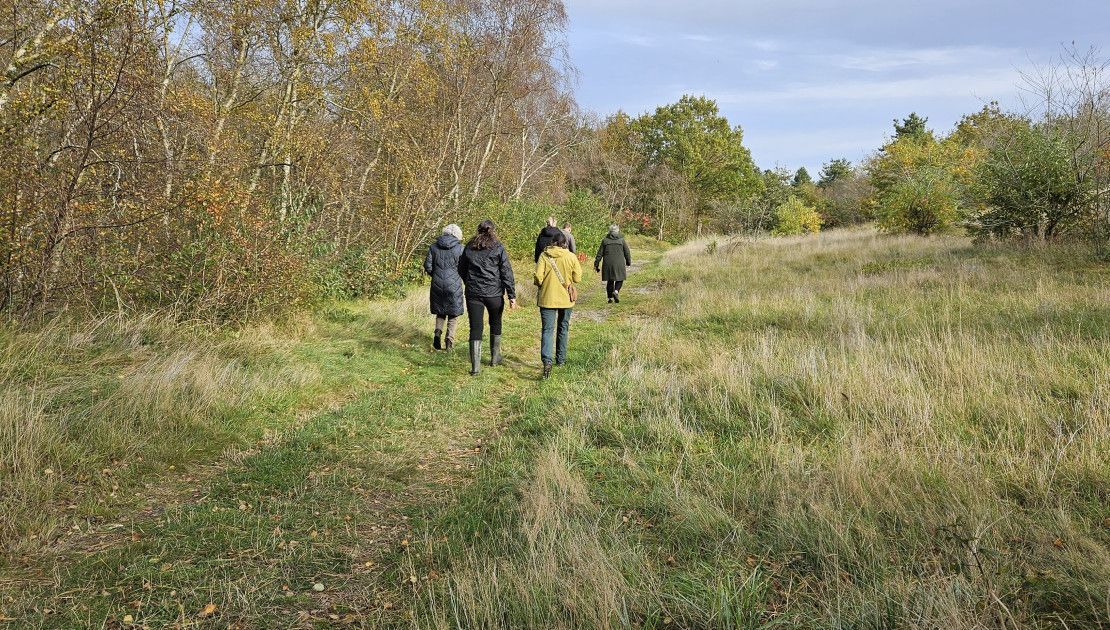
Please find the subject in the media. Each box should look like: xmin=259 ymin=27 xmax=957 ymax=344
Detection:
xmin=2 ymin=228 xmax=1107 ymax=628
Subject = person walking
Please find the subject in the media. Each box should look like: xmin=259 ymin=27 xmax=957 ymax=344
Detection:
xmin=459 ymin=220 xmax=517 ymax=375
xmin=561 ymin=222 xmax=577 ymax=254
xmin=534 ymin=231 xmax=582 ymax=379
xmin=423 ymin=224 xmax=465 ymax=351
xmin=533 ymin=215 xmax=563 ymax=262
xmin=595 ymin=224 xmax=632 ymax=303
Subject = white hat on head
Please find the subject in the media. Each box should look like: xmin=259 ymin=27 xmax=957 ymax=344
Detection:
xmin=443 ymin=224 xmax=463 ymax=240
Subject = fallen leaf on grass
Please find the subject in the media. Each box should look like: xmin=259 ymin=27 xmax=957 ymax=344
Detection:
xmin=199 ymin=603 xmax=217 ymax=617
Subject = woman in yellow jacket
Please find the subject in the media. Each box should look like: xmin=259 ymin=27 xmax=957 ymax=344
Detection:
xmin=533 ymin=231 xmax=582 ymax=379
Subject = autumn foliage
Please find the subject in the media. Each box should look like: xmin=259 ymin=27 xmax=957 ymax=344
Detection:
xmin=1 ymin=0 xmax=580 ymax=320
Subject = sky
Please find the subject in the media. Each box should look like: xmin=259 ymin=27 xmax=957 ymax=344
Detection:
xmin=564 ymin=0 xmax=1108 ymax=174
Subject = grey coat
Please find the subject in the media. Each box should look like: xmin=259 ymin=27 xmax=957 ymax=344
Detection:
xmin=424 ymin=234 xmax=465 ymax=316
xmin=562 ymin=230 xmax=577 ymax=254
xmin=595 ymin=235 xmax=632 ymax=281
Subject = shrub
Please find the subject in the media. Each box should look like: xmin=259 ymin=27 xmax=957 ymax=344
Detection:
xmin=969 ymin=123 xmax=1091 ymax=240
xmin=868 ymin=136 xmax=965 ymax=235
xmin=457 ymin=191 xmax=611 ymax=260
xmin=771 ymin=196 xmax=823 ymax=236
xmin=819 ymin=171 xmax=874 ymax=228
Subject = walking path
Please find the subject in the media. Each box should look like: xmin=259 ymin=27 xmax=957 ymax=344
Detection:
xmin=1 ymin=245 xmax=663 ymax=628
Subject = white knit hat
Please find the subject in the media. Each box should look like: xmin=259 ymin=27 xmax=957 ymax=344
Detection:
xmin=443 ymin=224 xmax=463 ymax=240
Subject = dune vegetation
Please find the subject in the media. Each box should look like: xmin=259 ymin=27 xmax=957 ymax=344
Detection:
xmin=2 ymin=229 xmax=1106 ymax=628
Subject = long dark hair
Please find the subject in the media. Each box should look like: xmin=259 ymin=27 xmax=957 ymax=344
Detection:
xmin=468 ymin=219 xmax=500 ymax=251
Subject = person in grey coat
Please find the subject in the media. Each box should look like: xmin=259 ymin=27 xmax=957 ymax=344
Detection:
xmin=423 ymin=224 xmax=465 ymax=350
xmin=561 ymin=222 xmax=577 ymax=254
xmin=594 ymin=224 xmax=632 ymax=303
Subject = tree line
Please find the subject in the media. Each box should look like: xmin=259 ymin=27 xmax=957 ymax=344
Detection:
xmin=571 ymin=48 xmax=1108 ymax=251
xmin=867 ymin=48 xmax=1108 ymax=250
xmin=4 ymin=3 xmax=1106 ymax=323
xmin=2 ymin=0 xmax=583 ymax=320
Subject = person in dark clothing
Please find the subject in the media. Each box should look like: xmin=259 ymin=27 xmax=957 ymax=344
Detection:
xmin=533 ymin=215 xmax=563 ymax=262
xmin=423 ymin=224 xmax=465 ymax=350
xmin=459 ymin=220 xmax=517 ymax=375
xmin=595 ymin=224 xmax=632 ymax=303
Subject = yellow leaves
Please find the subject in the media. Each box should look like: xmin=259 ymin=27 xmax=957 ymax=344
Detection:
xmin=199 ymin=603 xmax=218 ymax=617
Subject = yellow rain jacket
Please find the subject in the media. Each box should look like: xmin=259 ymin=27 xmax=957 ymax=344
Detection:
xmin=534 ymin=246 xmax=582 ymax=308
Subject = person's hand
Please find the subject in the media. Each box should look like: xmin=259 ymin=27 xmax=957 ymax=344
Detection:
xmin=509 ymin=298 xmax=518 ymax=310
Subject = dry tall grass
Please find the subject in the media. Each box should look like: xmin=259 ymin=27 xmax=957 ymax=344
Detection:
xmin=0 ymin=315 xmax=319 ymax=554
xmin=418 ymin=228 xmax=1109 ymax=628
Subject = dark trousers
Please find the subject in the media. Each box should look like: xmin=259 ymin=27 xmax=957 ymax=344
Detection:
xmin=539 ymin=307 xmax=572 ymax=365
xmin=466 ymin=295 xmax=504 ymax=341
xmin=606 ymin=280 xmax=624 ymax=298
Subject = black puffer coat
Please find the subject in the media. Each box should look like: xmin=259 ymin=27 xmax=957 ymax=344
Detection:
xmin=595 ymin=235 xmax=632 ymax=282
xmin=460 ymin=242 xmax=517 ymax=300
xmin=424 ymin=234 xmax=465 ymax=316
xmin=533 ymin=226 xmax=563 ymax=262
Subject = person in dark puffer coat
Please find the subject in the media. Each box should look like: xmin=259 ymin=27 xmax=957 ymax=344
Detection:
xmin=459 ymin=220 xmax=517 ymax=375
xmin=424 ymin=224 xmax=465 ymax=350
xmin=533 ymin=215 xmax=563 ymax=262
xmin=595 ymin=224 xmax=632 ymax=303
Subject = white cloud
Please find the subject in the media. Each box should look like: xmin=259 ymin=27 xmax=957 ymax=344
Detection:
xmin=709 ymin=70 xmax=1024 ymax=105
xmin=617 ymin=33 xmax=656 ymax=47
xmin=820 ymin=45 xmax=1017 ymax=72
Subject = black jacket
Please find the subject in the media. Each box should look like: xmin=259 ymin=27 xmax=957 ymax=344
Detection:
xmin=424 ymin=234 xmax=465 ymax=316
xmin=460 ymin=242 xmax=516 ymax=300
xmin=595 ymin=235 xmax=632 ymax=282
xmin=533 ymin=226 xmax=563 ymax=262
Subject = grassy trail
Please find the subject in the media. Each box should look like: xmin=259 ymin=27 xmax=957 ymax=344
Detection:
xmin=1 ymin=243 xmax=665 ymax=627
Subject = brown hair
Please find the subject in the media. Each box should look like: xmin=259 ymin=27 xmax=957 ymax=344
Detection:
xmin=468 ymin=219 xmax=500 ymax=251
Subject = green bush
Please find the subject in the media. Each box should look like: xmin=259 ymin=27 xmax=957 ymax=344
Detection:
xmin=457 ymin=191 xmax=612 ymax=260
xmin=969 ymin=124 xmax=1091 ymax=240
xmin=771 ymin=196 xmax=823 ymax=236
xmin=868 ymin=136 xmax=965 ymax=235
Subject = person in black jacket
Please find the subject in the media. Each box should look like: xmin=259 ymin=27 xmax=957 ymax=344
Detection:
xmin=533 ymin=216 xmax=563 ymax=262
xmin=459 ymin=220 xmax=517 ymax=375
xmin=595 ymin=224 xmax=632 ymax=303
xmin=423 ymin=224 xmax=465 ymax=351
